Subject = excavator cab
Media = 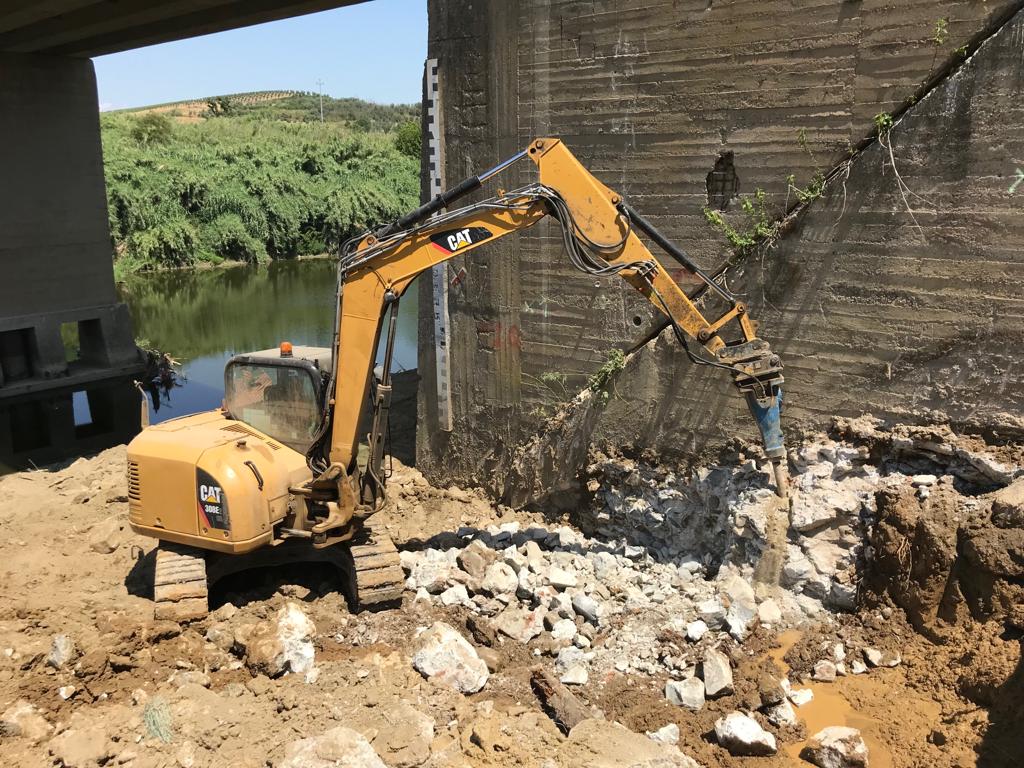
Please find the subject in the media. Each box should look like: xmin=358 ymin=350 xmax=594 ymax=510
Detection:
xmin=223 ymin=344 xmax=328 ymax=454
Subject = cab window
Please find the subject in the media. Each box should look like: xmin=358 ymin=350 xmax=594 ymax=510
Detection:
xmin=224 ymin=363 xmax=320 ymax=452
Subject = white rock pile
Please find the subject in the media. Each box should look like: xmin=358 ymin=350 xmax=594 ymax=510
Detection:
xmin=589 ymin=438 xmax=898 ymax=615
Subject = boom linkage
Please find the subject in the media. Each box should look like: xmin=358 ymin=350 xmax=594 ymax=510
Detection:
xmin=304 ymin=138 xmax=787 ymax=548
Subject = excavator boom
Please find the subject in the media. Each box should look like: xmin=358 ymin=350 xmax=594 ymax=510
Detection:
xmin=305 ymin=138 xmax=787 ymax=543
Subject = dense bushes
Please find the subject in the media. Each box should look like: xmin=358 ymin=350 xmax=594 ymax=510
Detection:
xmin=101 ymin=112 xmax=419 ymax=275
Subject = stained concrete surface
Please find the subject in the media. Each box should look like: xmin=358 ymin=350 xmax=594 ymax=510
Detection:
xmin=419 ymin=0 xmax=1024 ymax=486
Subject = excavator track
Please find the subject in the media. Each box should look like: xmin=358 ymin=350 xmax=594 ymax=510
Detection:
xmin=153 ymin=542 xmax=209 ymax=622
xmin=348 ymin=521 xmax=404 ymax=610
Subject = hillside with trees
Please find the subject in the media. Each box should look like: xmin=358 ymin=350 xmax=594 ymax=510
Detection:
xmin=101 ymin=92 xmax=421 ymax=276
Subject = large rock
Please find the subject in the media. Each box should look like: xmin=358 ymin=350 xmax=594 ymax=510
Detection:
xmin=457 ymin=540 xmax=495 ymax=579
xmin=411 ymin=622 xmax=488 ymax=694
xmin=646 ymin=723 xmax=680 ymax=746
xmin=47 ymin=634 xmax=76 ymax=669
xmin=481 ymin=562 xmax=518 ymax=596
xmin=700 ymin=648 xmax=734 ymax=698
xmin=48 ymin=725 xmax=110 ymax=767
xmin=812 ymin=660 xmax=838 ymax=682
xmin=801 ymin=726 xmax=869 ymax=768
xmin=280 ymin=727 xmax=387 ymax=768
xmin=721 ymin=574 xmax=758 ymax=639
xmin=763 ymin=698 xmax=797 ymax=727
xmin=571 ymin=594 xmax=601 ymax=624
xmin=714 ymin=712 xmax=777 ymax=756
xmin=697 ymin=598 xmax=726 ymax=628
xmin=0 ymin=699 xmax=53 ymax=742
xmin=89 ymin=518 xmax=128 ymax=554
xmin=408 ymin=550 xmax=455 ymax=593
xmin=791 ymin=481 xmax=863 ymax=532
xmin=991 ymin=479 xmax=1024 ymax=529
xmin=242 ymin=603 xmax=316 ymax=677
xmin=545 ymin=566 xmax=578 ymax=589
xmin=493 ymin=606 xmax=545 ymax=643
xmin=665 ymin=677 xmax=704 ymax=710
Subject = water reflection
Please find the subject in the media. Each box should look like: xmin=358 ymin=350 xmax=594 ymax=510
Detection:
xmin=118 ymin=259 xmax=419 ymax=424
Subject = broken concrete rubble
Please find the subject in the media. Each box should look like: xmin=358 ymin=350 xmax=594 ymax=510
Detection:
xmin=801 ymin=726 xmax=870 ymax=768
xmin=411 ymin=621 xmax=489 ymax=694
xmin=238 ymin=602 xmax=315 ymax=678
xmin=665 ymin=677 xmax=705 ymax=710
xmin=700 ymin=648 xmax=734 ymax=698
xmin=714 ymin=711 xmax=777 ymax=756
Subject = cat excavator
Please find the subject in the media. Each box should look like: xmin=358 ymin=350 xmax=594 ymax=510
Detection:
xmin=126 ymin=138 xmax=788 ymax=620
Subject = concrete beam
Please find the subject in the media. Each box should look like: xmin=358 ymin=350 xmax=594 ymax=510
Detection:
xmin=0 ymin=0 xmax=362 ymax=57
xmin=0 ymin=1 xmax=100 ymax=35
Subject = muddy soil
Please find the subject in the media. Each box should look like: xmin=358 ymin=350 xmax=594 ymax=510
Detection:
xmin=0 ymin=426 xmax=1021 ymax=767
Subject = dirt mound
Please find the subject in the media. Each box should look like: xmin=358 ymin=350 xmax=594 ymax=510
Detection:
xmin=864 ymin=473 xmax=1024 ymax=633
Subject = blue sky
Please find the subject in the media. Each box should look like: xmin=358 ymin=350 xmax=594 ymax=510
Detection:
xmin=93 ymin=0 xmax=426 ymax=111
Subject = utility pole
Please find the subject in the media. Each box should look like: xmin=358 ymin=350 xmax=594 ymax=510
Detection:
xmin=316 ymin=79 xmax=324 ymax=123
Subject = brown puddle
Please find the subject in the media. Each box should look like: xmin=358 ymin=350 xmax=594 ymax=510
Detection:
xmin=769 ymin=630 xmax=894 ymax=768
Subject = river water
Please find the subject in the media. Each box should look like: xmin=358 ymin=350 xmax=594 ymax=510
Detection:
xmin=117 ymin=259 xmax=419 ymax=424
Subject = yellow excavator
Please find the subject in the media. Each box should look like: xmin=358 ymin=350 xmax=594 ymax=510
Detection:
xmin=126 ymin=138 xmax=787 ymax=620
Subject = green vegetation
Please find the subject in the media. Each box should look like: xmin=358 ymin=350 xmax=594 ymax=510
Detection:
xmin=703 ymin=127 xmax=831 ymax=258
xmin=874 ymin=111 xmax=894 ymax=135
xmin=588 ymin=349 xmax=626 ymax=404
xmin=394 ymin=120 xmax=421 ymax=158
xmin=933 ymin=17 xmax=950 ymax=47
xmin=101 ymin=92 xmax=421 ymax=276
xmin=228 ymin=93 xmax=417 ymax=131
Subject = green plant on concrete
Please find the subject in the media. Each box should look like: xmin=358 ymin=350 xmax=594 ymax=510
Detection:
xmin=874 ymin=112 xmax=894 ymax=135
xmin=954 ymin=44 xmax=969 ymax=58
xmin=588 ymin=349 xmax=626 ymax=404
xmin=933 ymin=17 xmax=950 ymax=47
xmin=538 ymin=371 xmax=569 ymax=399
xmin=787 ymin=170 xmax=827 ymax=205
xmin=703 ymin=187 xmax=776 ymax=256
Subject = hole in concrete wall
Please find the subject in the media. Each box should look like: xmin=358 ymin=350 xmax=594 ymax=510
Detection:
xmin=706 ymin=151 xmax=739 ymax=211
xmin=72 ymin=390 xmax=92 ymax=430
xmin=61 ymin=322 xmax=80 ymax=363
xmin=0 ymin=329 xmax=33 ymax=383
xmin=632 ymin=315 xmax=643 ymax=327
xmin=10 ymin=401 xmax=48 ymax=452
xmin=76 ymin=319 xmax=105 ymax=365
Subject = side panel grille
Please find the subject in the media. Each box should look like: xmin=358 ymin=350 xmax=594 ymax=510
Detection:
xmin=127 ymin=460 xmax=142 ymax=520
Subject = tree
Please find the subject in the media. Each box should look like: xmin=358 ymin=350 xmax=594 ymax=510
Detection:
xmin=205 ymin=96 xmax=235 ymax=117
xmin=130 ymin=112 xmax=174 ymax=147
xmin=394 ymin=120 xmax=421 ymax=159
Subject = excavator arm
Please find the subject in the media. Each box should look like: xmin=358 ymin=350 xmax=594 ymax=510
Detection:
xmin=305 ymin=138 xmax=786 ymax=545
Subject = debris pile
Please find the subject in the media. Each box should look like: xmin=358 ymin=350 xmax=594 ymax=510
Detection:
xmin=0 ymin=419 xmax=1021 ymax=767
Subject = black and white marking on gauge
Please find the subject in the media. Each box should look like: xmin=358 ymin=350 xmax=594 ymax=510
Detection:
xmin=425 ymin=58 xmax=453 ymax=431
